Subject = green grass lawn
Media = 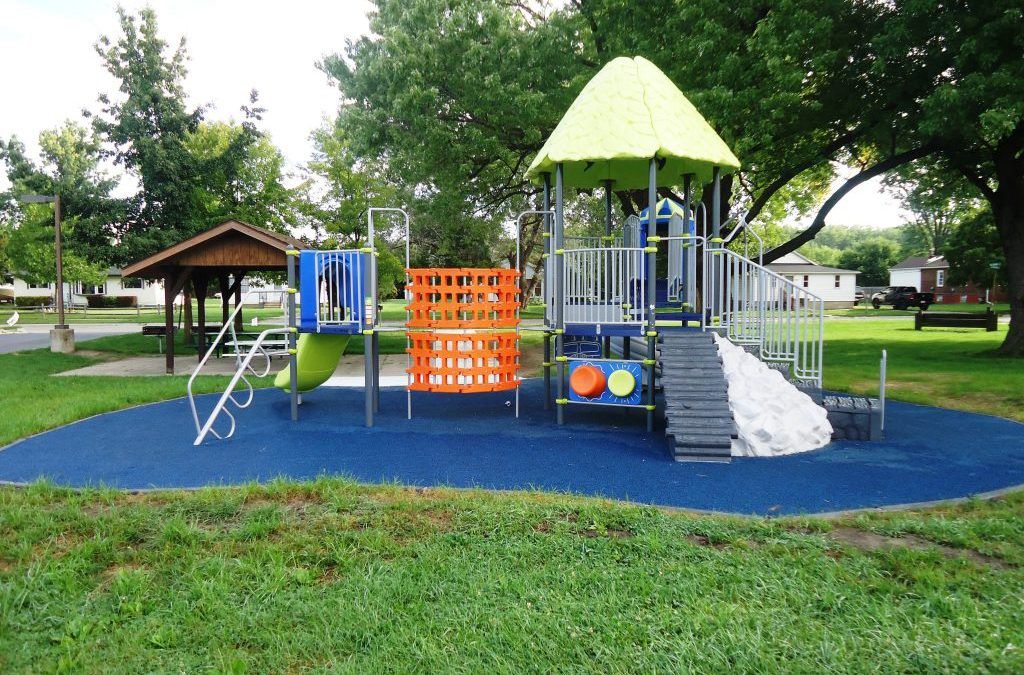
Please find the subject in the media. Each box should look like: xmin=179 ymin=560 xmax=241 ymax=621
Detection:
xmin=0 ymin=346 xmax=270 ymax=447
xmin=823 ymin=318 xmax=1024 ymax=422
xmin=828 ymin=302 xmax=1010 ymax=317
xmin=0 ymin=479 xmax=1021 ymax=671
xmin=2 ymin=317 xmax=1023 ymax=671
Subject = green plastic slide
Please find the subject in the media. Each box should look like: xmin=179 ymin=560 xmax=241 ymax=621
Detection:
xmin=273 ymin=333 xmax=350 ymax=392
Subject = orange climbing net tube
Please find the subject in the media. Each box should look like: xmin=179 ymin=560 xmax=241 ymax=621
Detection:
xmin=406 ymin=268 xmax=520 ymax=329
xmin=406 ymin=332 xmax=520 ymax=393
xmin=406 ymin=268 xmax=521 ymax=394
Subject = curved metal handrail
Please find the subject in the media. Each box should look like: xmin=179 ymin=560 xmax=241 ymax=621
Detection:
xmin=193 ymin=327 xmax=294 ymax=445
xmin=187 ymin=290 xmax=286 ymax=441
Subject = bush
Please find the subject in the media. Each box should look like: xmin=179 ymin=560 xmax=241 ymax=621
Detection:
xmin=15 ymin=295 xmax=52 ymax=307
xmin=85 ymin=294 xmax=137 ymax=308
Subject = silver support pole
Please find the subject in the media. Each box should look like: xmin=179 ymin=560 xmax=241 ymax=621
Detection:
xmin=603 ymin=179 xmax=613 ymax=358
xmin=879 ymin=349 xmax=887 ymax=431
xmin=711 ymin=166 xmax=722 ymax=324
xmin=555 ymin=164 xmax=565 ymax=425
xmin=543 ymin=173 xmax=552 ymax=410
xmin=682 ymin=175 xmax=693 ymax=318
xmin=364 ymin=212 xmax=376 ymax=428
xmin=646 ymin=158 xmax=657 ymax=433
xmin=287 ymin=249 xmax=299 ymax=421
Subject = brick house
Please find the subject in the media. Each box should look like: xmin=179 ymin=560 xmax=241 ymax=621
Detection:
xmin=888 ymin=255 xmax=1005 ymax=304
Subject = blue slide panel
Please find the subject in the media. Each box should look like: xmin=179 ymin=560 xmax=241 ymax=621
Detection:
xmin=298 ymin=250 xmax=366 ymax=334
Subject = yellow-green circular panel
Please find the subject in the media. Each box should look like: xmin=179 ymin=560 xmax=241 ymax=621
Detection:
xmin=607 ymin=369 xmax=636 ymax=398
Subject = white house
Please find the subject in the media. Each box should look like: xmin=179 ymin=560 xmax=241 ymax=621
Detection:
xmin=0 ymin=268 xmax=164 ymax=307
xmin=767 ymin=252 xmax=860 ymax=308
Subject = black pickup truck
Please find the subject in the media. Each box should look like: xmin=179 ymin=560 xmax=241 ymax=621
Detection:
xmin=871 ymin=286 xmax=934 ymax=310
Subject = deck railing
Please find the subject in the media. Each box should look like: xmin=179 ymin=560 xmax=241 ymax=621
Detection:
xmin=707 ymin=247 xmax=824 ymax=386
xmin=562 ymin=246 xmax=646 ymax=328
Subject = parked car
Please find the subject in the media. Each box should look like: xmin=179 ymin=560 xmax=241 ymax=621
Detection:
xmin=871 ymin=286 xmax=934 ymax=311
xmin=854 ymin=287 xmax=865 ymax=305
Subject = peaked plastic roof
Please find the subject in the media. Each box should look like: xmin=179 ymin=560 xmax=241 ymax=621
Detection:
xmin=525 ymin=56 xmax=740 ymax=189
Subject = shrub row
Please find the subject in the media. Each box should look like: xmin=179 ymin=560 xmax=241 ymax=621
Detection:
xmin=85 ymin=294 xmax=137 ymax=308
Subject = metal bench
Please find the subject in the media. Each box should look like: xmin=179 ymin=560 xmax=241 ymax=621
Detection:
xmin=915 ymin=309 xmax=998 ymax=332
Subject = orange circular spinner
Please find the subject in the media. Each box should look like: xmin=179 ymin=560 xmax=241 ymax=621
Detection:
xmin=570 ymin=364 xmax=607 ymax=398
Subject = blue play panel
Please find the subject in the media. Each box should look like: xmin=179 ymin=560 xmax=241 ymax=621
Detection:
xmin=2 ymin=379 xmax=1023 ymax=515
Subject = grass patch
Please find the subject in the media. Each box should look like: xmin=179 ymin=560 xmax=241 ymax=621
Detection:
xmin=828 ymin=302 xmax=1010 ymax=317
xmin=823 ymin=319 xmax=1024 ymax=422
xmin=0 ymin=348 xmax=270 ymax=447
xmin=0 ymin=479 xmax=1021 ymax=671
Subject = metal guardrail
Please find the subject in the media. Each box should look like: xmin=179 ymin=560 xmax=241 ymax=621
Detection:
xmin=708 ymin=247 xmax=824 ymax=387
xmin=562 ymin=246 xmax=646 ymax=327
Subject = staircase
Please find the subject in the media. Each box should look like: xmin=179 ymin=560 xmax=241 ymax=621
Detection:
xmin=660 ymin=331 xmax=735 ymax=462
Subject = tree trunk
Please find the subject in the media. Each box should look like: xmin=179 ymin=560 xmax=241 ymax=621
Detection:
xmin=994 ymin=180 xmax=1024 ymax=356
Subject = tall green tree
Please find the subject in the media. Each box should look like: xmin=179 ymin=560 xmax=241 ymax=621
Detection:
xmin=186 ymin=119 xmax=299 ymax=233
xmin=943 ymin=209 xmax=1005 ymax=292
xmin=91 ymin=6 xmax=204 ymax=261
xmin=838 ymin=238 xmax=903 ymax=287
xmin=0 ymin=123 xmax=117 ymax=286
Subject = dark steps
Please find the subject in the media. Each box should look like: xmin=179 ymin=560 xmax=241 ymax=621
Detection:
xmin=660 ymin=331 xmax=735 ymax=462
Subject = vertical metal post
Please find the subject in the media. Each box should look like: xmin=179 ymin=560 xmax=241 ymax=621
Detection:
xmin=555 ymin=164 xmax=566 ymax=425
xmin=542 ymin=173 xmax=552 ymax=409
xmin=711 ymin=166 xmax=722 ymax=324
xmin=287 ymin=250 xmax=299 ymax=421
xmin=53 ymin=194 xmax=67 ymax=329
xmin=603 ymin=179 xmax=613 ymax=358
xmin=682 ymin=175 xmax=692 ymax=316
xmin=645 ymin=159 xmax=657 ymax=432
xmin=364 ymin=213 xmax=375 ymax=427
xmin=879 ymin=349 xmax=887 ymax=431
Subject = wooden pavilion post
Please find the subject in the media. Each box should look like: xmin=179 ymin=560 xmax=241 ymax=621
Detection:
xmin=219 ymin=274 xmax=230 ymax=325
xmin=233 ymin=270 xmax=245 ymax=332
xmin=164 ymin=273 xmax=175 ymax=375
xmin=194 ymin=273 xmax=209 ymax=361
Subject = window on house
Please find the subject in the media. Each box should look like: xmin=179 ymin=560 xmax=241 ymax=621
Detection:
xmin=76 ymin=282 xmax=106 ymax=295
xmin=834 ymin=275 xmax=841 ymax=288
xmin=803 ymin=275 xmax=809 ymax=288
xmin=121 ymin=277 xmax=144 ymax=289
xmin=1 ymin=273 xmax=13 ymax=285
xmin=27 ymin=282 xmax=50 ymax=290
xmin=936 ymin=270 xmax=945 ymax=287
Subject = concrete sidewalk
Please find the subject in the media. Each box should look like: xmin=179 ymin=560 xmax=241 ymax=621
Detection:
xmin=0 ymin=323 xmax=139 ymax=354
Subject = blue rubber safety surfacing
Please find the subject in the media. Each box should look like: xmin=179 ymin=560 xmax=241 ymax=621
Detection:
xmin=2 ymin=379 xmax=1023 ymax=516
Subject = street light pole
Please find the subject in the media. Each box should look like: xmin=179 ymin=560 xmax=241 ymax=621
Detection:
xmin=18 ymin=193 xmax=74 ymax=352
xmin=53 ymin=193 xmax=66 ymax=329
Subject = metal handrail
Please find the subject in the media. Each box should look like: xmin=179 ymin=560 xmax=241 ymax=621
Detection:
xmin=708 ymin=247 xmax=824 ymax=387
xmin=192 ymin=326 xmax=294 ymax=445
xmin=187 ymin=290 xmax=286 ymax=442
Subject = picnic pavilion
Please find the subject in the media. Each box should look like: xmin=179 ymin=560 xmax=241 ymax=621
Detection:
xmin=122 ymin=219 xmax=303 ymax=374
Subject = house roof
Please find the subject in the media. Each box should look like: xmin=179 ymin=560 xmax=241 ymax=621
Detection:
xmin=525 ymin=56 xmax=740 ymax=188
xmin=891 ymin=254 xmax=948 ymax=270
xmin=768 ymin=263 xmax=860 ymax=275
xmin=122 ymin=220 xmax=303 ymax=279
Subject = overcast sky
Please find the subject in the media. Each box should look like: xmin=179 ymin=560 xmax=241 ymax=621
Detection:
xmin=0 ymin=0 xmax=909 ymax=228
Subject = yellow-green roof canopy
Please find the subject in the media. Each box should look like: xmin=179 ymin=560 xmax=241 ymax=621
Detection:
xmin=525 ymin=56 xmax=740 ymax=189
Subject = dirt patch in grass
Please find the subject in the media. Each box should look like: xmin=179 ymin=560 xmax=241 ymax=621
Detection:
xmin=828 ymin=527 xmax=1012 ymax=570
xmin=686 ymin=534 xmax=729 ymax=549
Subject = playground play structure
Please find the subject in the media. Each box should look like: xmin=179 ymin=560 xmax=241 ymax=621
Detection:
xmin=189 ymin=56 xmax=836 ymax=461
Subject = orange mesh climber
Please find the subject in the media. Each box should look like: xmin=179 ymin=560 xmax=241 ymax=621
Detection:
xmin=406 ymin=268 xmax=520 ymax=328
xmin=406 ymin=332 xmax=520 ymax=393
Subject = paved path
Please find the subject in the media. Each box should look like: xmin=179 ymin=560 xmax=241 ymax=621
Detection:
xmin=0 ymin=323 xmax=139 ymax=354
